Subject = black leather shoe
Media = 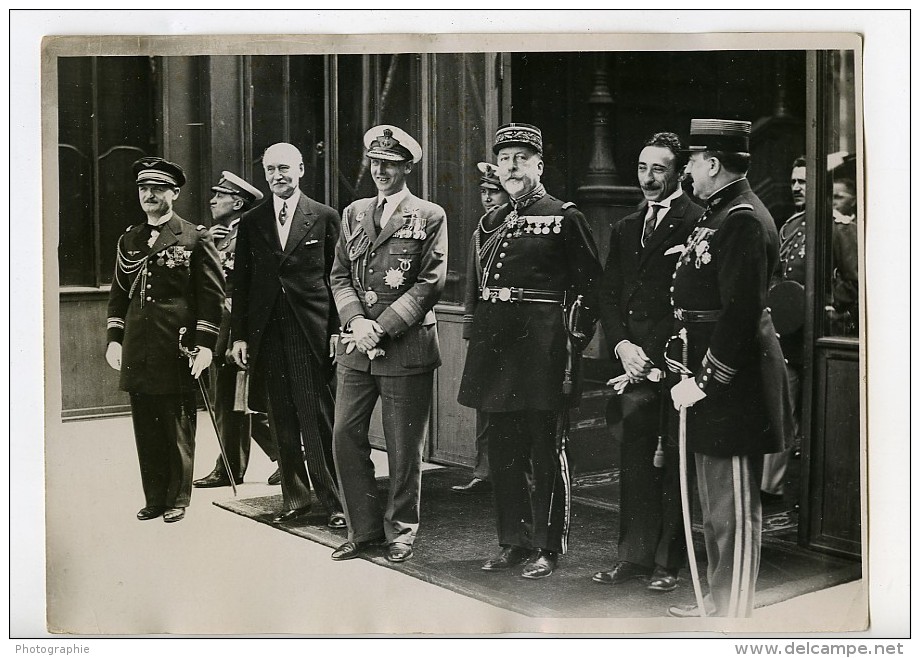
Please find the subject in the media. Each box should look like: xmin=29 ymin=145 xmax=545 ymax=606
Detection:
xmin=272 ymin=506 xmax=310 ymax=524
xmin=521 ymin=549 xmax=558 ymax=580
xmin=267 ymin=467 xmax=282 ymax=486
xmin=163 ymin=507 xmax=185 ymax=523
xmin=137 ymin=506 xmax=165 ymax=521
xmin=327 ymin=512 xmax=347 ymax=529
xmin=451 ymin=477 xmax=492 ymax=494
xmin=647 ymin=566 xmax=680 ymax=592
xmin=193 ymin=467 xmax=240 ymax=488
xmin=592 ymin=561 xmax=653 ymax=585
xmin=386 ymin=543 xmax=414 ymax=563
xmin=481 ymin=545 xmax=531 ymax=571
xmin=331 ymin=539 xmax=380 ymax=561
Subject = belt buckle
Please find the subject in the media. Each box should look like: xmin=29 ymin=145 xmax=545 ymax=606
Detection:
xmin=498 ymin=287 xmax=512 ymax=302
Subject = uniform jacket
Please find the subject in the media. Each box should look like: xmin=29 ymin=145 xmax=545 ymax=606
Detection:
xmin=598 ymin=192 xmax=701 ymax=373
xmin=213 ymin=218 xmax=240 ymax=361
xmin=330 ymin=190 xmax=447 ymax=376
xmin=774 ymin=210 xmax=807 ymax=366
xmin=457 ymin=192 xmax=602 ymax=412
xmin=670 ymin=178 xmax=792 ymax=457
xmin=106 ymin=213 xmax=224 ymax=395
xmin=230 ymin=192 xmax=341 ymax=377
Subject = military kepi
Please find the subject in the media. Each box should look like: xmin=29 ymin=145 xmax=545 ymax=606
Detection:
xmin=364 ymin=125 xmax=422 ymax=163
xmin=493 ymin=122 xmax=543 ymax=155
xmin=133 ymin=156 xmax=187 ymax=188
xmin=211 ymin=170 xmax=264 ymax=206
xmin=685 ymin=119 xmax=751 ymax=155
xmin=477 ymin=162 xmax=502 ymax=191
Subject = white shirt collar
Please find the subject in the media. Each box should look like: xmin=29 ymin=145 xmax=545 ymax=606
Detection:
xmin=147 ymin=211 xmax=173 ymax=227
xmin=376 ymin=187 xmax=411 ymax=229
xmin=648 ymin=187 xmax=683 ymax=209
xmin=273 ymin=189 xmax=301 ymax=218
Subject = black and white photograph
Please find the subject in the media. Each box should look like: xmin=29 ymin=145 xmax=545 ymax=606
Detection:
xmin=11 ymin=8 xmax=910 ymax=647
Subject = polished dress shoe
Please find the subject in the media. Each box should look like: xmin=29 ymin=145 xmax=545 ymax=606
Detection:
xmin=667 ymin=603 xmax=716 ymax=618
xmin=271 ymin=506 xmax=310 ymax=524
xmin=331 ymin=539 xmax=380 ymax=561
xmin=136 ymin=506 xmax=165 ymax=521
xmin=327 ymin=512 xmax=347 ymax=529
xmin=451 ymin=477 xmax=492 ymax=494
xmin=193 ymin=469 xmax=241 ymax=488
xmin=592 ymin=561 xmax=653 ymax=585
xmin=386 ymin=543 xmax=414 ymax=563
xmin=647 ymin=566 xmax=680 ymax=592
xmin=267 ymin=467 xmax=282 ymax=486
xmin=481 ymin=545 xmax=531 ymax=571
xmin=163 ymin=507 xmax=185 ymax=523
xmin=521 ymin=549 xmax=558 ymax=580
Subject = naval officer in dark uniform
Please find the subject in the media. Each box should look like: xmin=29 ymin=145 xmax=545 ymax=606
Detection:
xmin=329 ymin=125 xmax=447 ymax=564
xmin=193 ymin=171 xmax=280 ymax=489
xmin=667 ymin=119 xmax=792 ymax=617
xmin=458 ymin=123 xmax=602 ymax=579
xmin=105 ymin=157 xmax=225 ymax=523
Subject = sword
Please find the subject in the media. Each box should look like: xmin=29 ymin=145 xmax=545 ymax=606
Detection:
xmin=178 ymin=328 xmax=237 ymax=497
xmin=665 ymin=327 xmax=707 ymax=617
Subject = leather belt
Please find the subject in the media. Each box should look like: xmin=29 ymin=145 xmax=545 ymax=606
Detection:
xmin=481 ymin=286 xmax=565 ymax=304
xmin=674 ymin=308 xmax=721 ymax=322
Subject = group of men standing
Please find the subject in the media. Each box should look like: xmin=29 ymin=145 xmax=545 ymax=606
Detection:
xmin=105 ymin=115 xmax=796 ymax=617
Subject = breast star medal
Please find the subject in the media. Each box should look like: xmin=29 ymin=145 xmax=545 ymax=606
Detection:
xmin=384 ymin=267 xmax=406 ymax=289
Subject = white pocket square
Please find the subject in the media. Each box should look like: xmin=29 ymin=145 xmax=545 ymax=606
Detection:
xmin=664 ymin=245 xmax=685 ymax=256
xmin=304 ymin=239 xmax=320 ymax=246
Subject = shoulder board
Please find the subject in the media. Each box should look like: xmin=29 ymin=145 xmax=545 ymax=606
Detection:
xmin=728 ymin=203 xmax=754 ymax=214
xmin=125 ymin=224 xmax=137 ymax=233
xmin=561 ymin=201 xmax=577 ymax=210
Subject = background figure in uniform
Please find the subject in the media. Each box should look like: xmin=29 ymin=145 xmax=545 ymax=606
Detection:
xmin=454 ymin=161 xmax=510 ymax=496
xmin=458 ymin=123 xmax=602 ymax=580
xmin=668 ymin=119 xmax=792 ymax=618
xmin=105 ymin=157 xmax=224 ymax=523
xmin=594 ymin=132 xmax=699 ymax=592
xmin=329 ymin=125 xmax=447 ymax=564
xmin=761 ymin=156 xmax=807 ymax=503
xmin=230 ymin=143 xmax=345 ymax=529
xmin=829 ymin=162 xmax=859 ymax=336
xmin=193 ymin=171 xmax=281 ymax=489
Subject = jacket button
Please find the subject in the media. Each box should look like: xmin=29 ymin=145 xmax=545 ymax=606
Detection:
xmin=146 ymin=284 xmax=152 ymax=289
xmin=371 ymin=252 xmax=376 ymax=257
xmin=369 ymin=268 xmax=374 ymax=274
xmin=493 ymin=273 xmax=500 ymax=281
xmin=499 ymin=253 xmax=506 ymax=258
xmin=502 ymin=242 xmax=509 ymax=248
xmin=495 ymin=262 xmax=503 ymax=268
xmin=146 ymin=296 xmax=152 ymax=301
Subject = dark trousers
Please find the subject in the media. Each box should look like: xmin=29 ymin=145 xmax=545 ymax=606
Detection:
xmin=473 ymin=411 xmax=490 ymax=480
xmin=332 ymin=366 xmax=433 ymax=546
xmin=207 ymin=362 xmax=277 ymax=481
xmin=130 ymin=392 xmax=197 ymax=509
xmin=488 ymin=410 xmax=571 ymax=554
xmin=616 ymin=386 xmax=686 ymax=571
xmin=260 ymin=297 xmax=341 ymax=514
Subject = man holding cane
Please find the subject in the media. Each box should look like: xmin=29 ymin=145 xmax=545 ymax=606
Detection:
xmin=105 ymin=157 xmax=224 ymax=523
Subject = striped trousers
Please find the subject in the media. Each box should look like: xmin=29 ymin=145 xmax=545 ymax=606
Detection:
xmin=695 ymin=453 xmax=764 ymax=617
xmin=260 ymin=295 xmax=342 ymax=514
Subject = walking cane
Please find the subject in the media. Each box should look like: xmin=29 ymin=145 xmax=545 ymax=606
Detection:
xmin=178 ymin=328 xmax=237 ymax=497
xmin=665 ymin=328 xmax=707 ymax=617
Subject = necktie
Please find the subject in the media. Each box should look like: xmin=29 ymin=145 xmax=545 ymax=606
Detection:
xmin=642 ymin=204 xmax=662 ymax=247
xmin=373 ymin=198 xmax=386 ymax=231
xmin=278 ymin=202 xmax=288 ymax=227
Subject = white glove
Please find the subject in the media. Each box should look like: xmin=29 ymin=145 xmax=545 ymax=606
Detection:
xmin=671 ymin=377 xmax=706 ymax=410
xmin=190 ymin=347 xmax=213 ymax=379
xmin=105 ymin=342 xmax=122 ymax=371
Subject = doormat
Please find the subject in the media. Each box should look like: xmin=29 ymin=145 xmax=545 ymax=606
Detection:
xmin=214 ymin=467 xmax=860 ymax=618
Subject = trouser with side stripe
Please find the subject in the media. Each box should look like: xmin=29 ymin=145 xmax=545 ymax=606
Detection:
xmin=695 ymin=452 xmax=764 ymax=617
xmin=488 ymin=410 xmax=570 ymax=554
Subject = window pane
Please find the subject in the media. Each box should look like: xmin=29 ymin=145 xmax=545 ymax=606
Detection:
xmin=823 ymin=50 xmax=859 ymax=338
xmin=431 ymin=53 xmax=490 ymax=304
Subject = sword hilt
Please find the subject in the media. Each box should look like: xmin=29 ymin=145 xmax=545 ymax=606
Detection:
xmin=178 ymin=327 xmax=199 ymax=359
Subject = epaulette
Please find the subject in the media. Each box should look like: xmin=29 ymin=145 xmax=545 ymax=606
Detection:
xmin=561 ymin=201 xmax=577 ymax=210
xmin=125 ymin=224 xmax=137 ymax=233
xmin=728 ymin=203 xmax=754 ymax=214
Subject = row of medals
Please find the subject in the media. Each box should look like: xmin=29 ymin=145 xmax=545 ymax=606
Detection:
xmin=481 ymin=215 xmax=563 ymax=302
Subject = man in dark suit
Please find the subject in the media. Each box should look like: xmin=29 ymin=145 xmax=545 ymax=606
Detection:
xmin=105 ymin=157 xmax=224 ymax=523
xmin=593 ymin=132 xmax=700 ymax=592
xmin=458 ymin=123 xmax=602 ymax=579
xmin=667 ymin=119 xmax=792 ymax=618
xmin=193 ymin=171 xmax=280 ymax=489
xmin=230 ymin=143 xmax=345 ymax=529
xmin=328 ymin=125 xmax=447 ymax=564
